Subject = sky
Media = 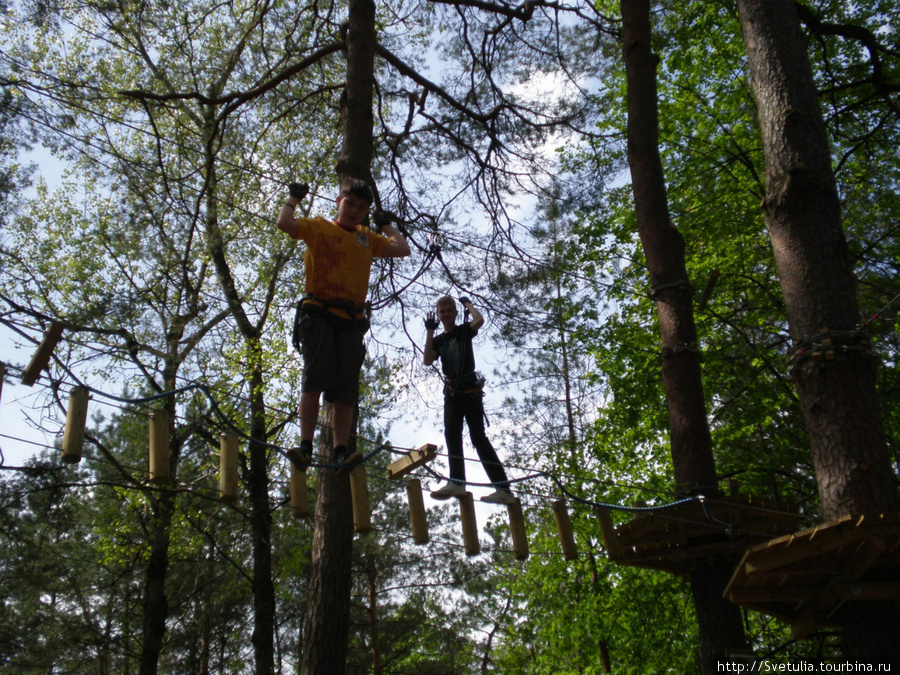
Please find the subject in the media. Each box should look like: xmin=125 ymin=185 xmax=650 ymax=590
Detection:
xmin=0 ymin=13 xmax=580 ymax=510
xmin=0 ymin=264 xmax=514 ymax=511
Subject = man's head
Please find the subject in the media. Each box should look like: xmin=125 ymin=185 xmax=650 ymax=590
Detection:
xmin=335 ymin=178 xmax=374 ymax=229
xmin=436 ymin=296 xmax=458 ymax=328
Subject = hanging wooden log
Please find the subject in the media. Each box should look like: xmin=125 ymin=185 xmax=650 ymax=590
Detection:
xmin=406 ymin=478 xmax=429 ymax=544
xmin=21 ymin=321 xmax=65 ymax=386
xmin=385 ymin=443 xmax=437 ymax=479
xmin=552 ymin=500 xmax=578 ymax=560
xmin=290 ymin=463 xmax=310 ymax=518
xmin=61 ymin=386 xmax=89 ymax=464
xmin=148 ymin=410 xmax=170 ymax=483
xmin=507 ymin=498 xmax=529 ymax=560
xmin=219 ymin=433 xmax=239 ymax=503
xmin=459 ymin=492 xmax=480 ymax=556
xmin=350 ymin=466 xmax=372 ymax=534
xmin=595 ymin=507 xmax=622 ymax=559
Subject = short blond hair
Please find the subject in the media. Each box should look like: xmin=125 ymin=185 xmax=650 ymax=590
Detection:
xmin=436 ymin=296 xmax=456 ymax=309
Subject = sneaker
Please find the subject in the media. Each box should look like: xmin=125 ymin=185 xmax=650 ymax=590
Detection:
xmin=334 ymin=445 xmax=362 ymax=475
xmin=286 ymin=441 xmax=313 ymax=469
xmin=430 ymin=482 xmax=466 ymax=500
xmin=481 ymin=488 xmax=516 ymax=505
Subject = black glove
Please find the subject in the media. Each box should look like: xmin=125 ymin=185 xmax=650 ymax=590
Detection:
xmin=424 ymin=315 xmax=439 ymax=331
xmin=458 ymin=296 xmax=471 ymax=306
xmin=288 ymin=182 xmax=309 ymax=200
xmin=371 ymin=210 xmax=396 ymax=229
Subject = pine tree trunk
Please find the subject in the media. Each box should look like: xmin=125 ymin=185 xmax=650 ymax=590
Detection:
xmin=248 ymin=361 xmax=276 ymax=674
xmin=301 ymin=0 xmax=377 ymax=670
xmin=620 ymin=2 xmax=748 ymax=671
xmin=205 ymin=156 xmax=279 ymax=674
xmin=300 ymin=405 xmax=357 ymax=674
xmin=336 ymin=0 xmax=377 ymax=187
xmin=139 ymin=399 xmax=179 ymax=675
xmin=736 ymin=0 xmax=899 ymax=660
xmin=139 ymin=490 xmax=174 ymax=675
xmin=367 ymin=561 xmax=384 ymax=675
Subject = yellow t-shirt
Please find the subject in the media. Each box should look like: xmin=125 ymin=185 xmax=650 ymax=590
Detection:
xmin=292 ymin=216 xmax=390 ymax=317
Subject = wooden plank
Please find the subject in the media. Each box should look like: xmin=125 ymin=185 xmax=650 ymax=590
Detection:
xmin=552 ymin=500 xmax=578 ymax=561
xmin=810 ymin=577 xmax=845 ymax=617
xmin=290 ymin=464 xmax=310 ymax=518
xmin=723 ymin=512 xmax=900 ymax=629
xmin=615 ymin=514 xmax=654 ymax=540
xmin=350 ymin=467 xmax=372 ymax=535
xmin=724 ymin=549 xmax=753 ymax=601
xmin=459 ymin=492 xmax=480 ymax=556
xmin=596 ymin=508 xmax=622 ymax=559
xmin=726 ymin=585 xmax=819 ymax=603
xmin=61 ymin=387 xmax=89 ymax=465
xmin=385 ymin=444 xmax=437 ymax=479
xmin=839 ymin=538 xmax=886 ymax=581
xmin=744 ymin=534 xmax=841 ymax=574
xmin=507 ymin=499 xmax=529 ymax=561
xmin=836 ymin=581 xmax=900 ymax=601
xmin=792 ymin=607 xmax=820 ymax=641
xmin=21 ymin=321 xmax=65 ymax=386
xmin=406 ymin=478 xmax=429 ymax=544
xmin=743 ymin=515 xmax=899 ymax=576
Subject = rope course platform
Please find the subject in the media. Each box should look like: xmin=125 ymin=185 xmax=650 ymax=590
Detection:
xmin=597 ymin=492 xmax=803 ymax=575
xmin=723 ymin=513 xmax=900 ymax=640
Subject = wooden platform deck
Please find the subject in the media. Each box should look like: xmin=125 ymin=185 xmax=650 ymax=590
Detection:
xmin=598 ymin=493 xmax=803 ymax=575
xmin=724 ymin=513 xmax=900 ymax=639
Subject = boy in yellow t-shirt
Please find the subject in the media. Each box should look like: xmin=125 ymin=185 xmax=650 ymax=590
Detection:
xmin=277 ymin=179 xmax=410 ymax=470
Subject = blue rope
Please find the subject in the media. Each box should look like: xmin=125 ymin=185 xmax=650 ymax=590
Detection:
xmin=15 ymin=365 xmax=734 ymax=529
xmin=418 ymin=459 xmax=726 ymax=526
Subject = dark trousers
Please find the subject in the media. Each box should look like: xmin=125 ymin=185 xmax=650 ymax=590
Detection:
xmin=444 ymin=391 xmax=509 ymax=489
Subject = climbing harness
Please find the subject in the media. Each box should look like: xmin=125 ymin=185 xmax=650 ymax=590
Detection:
xmin=441 ymin=302 xmax=491 ymax=427
xmin=291 ymin=294 xmax=371 ymax=350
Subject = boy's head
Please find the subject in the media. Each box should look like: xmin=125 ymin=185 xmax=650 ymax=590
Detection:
xmin=335 ymin=178 xmax=374 ymax=229
xmin=340 ymin=179 xmax=374 ymax=204
xmin=436 ymin=296 xmax=458 ymax=327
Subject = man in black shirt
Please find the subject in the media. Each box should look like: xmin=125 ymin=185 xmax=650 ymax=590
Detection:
xmin=423 ymin=296 xmax=515 ymax=505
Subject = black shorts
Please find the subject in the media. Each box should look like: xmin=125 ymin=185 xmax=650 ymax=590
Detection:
xmin=295 ymin=311 xmax=366 ymax=405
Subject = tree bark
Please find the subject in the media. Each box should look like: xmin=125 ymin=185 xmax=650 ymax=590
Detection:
xmin=301 ymin=0 xmax=377 ymax=671
xmin=139 ymin=395 xmax=179 ymax=675
xmin=300 ymin=407 xmax=357 ymax=675
xmin=736 ymin=0 xmax=899 ymax=660
xmin=366 ymin=560 xmax=383 ymax=675
xmin=620 ymin=2 xmax=748 ymax=671
xmin=139 ymin=490 xmax=175 ymax=675
xmin=621 ymin=0 xmax=717 ymax=495
xmin=204 ymin=148 xmax=278 ymax=674
xmin=248 ymin=360 xmax=276 ymax=675
xmin=336 ymin=0 xmax=377 ymax=187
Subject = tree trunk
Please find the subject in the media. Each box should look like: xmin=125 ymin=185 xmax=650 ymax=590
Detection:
xmin=139 ymin=396 xmax=179 ymax=675
xmin=367 ymin=560 xmax=383 ymax=675
xmin=204 ymin=149 xmax=278 ymax=673
xmin=300 ymin=406 xmax=357 ymax=674
xmin=248 ymin=358 xmax=276 ymax=675
xmin=301 ymin=0 xmax=377 ymax=671
xmin=139 ymin=491 xmax=175 ymax=675
xmin=736 ymin=0 xmax=898 ymax=521
xmin=336 ymin=0 xmax=377 ymax=187
xmin=736 ymin=0 xmax=899 ymax=660
xmin=620 ymin=2 xmax=748 ymax=671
